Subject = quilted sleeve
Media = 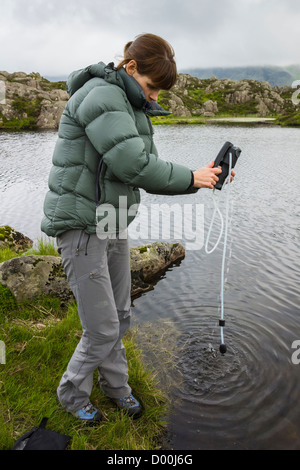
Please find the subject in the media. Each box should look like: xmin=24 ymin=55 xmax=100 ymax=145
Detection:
xmin=79 ymin=85 xmax=196 ymax=195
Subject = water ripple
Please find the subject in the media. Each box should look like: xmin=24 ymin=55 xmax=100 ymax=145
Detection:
xmin=170 ymin=304 xmax=299 ymax=449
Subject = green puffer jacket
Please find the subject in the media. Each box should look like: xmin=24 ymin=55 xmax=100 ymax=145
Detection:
xmin=41 ymin=62 xmax=197 ymax=237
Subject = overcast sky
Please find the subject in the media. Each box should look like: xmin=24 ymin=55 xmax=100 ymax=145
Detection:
xmin=1 ymin=0 xmax=300 ymax=77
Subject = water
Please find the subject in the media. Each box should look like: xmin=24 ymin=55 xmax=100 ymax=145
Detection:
xmin=1 ymin=125 xmax=300 ymax=450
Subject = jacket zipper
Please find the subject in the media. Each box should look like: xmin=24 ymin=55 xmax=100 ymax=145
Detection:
xmin=95 ymin=155 xmax=104 ymax=207
xmin=145 ymin=113 xmax=154 ymax=153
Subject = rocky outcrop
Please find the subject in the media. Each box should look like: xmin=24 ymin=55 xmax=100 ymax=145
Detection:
xmin=36 ymin=90 xmax=68 ymax=129
xmin=168 ymin=92 xmax=191 ymax=117
xmin=0 ymin=71 xmax=69 ymax=129
xmin=159 ymin=73 xmax=297 ymax=118
xmin=1 ymin=70 xmax=297 ymax=126
xmin=200 ymin=100 xmax=218 ymax=117
xmin=0 ymin=226 xmax=33 ymax=253
xmin=0 ymin=240 xmax=185 ymax=303
xmin=130 ymin=242 xmax=185 ymax=297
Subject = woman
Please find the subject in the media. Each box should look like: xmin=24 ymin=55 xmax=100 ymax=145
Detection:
xmin=41 ymin=33 xmax=232 ymax=422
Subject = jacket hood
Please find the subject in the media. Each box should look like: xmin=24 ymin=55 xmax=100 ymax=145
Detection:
xmin=67 ymin=62 xmax=171 ymax=116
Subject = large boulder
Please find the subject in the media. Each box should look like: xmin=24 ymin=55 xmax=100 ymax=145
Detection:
xmin=130 ymin=242 xmax=185 ymax=297
xmin=200 ymin=100 xmax=218 ymax=116
xmin=36 ymin=100 xmax=67 ymax=129
xmin=0 ymin=255 xmax=71 ymax=303
xmin=0 ymin=242 xmax=185 ymax=303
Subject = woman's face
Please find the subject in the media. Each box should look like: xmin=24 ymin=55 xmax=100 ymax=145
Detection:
xmin=126 ymin=60 xmax=160 ymax=103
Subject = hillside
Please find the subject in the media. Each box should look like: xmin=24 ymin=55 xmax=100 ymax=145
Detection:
xmin=157 ymin=73 xmax=300 ymax=125
xmin=0 ymin=70 xmax=299 ymax=130
xmin=180 ymin=65 xmax=300 ymax=87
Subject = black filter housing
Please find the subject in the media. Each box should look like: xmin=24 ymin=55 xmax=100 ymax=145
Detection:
xmin=213 ymin=141 xmax=241 ymax=190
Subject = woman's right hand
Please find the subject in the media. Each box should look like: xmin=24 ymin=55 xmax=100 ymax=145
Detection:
xmin=193 ymin=161 xmax=222 ymax=189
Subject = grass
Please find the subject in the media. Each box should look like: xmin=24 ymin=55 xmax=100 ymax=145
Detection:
xmin=0 ymin=245 xmax=170 ymax=450
xmin=0 ymin=235 xmax=59 ymax=261
xmin=276 ymin=111 xmax=300 ymax=127
xmin=0 ymin=247 xmax=19 ymax=263
xmin=150 ymin=114 xmax=277 ymax=126
xmin=0 ymin=96 xmax=43 ymax=130
xmin=24 ymin=237 xmax=59 ymax=256
xmin=151 ymin=115 xmax=206 ymax=125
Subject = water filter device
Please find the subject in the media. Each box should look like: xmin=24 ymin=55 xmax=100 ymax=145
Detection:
xmin=213 ymin=141 xmax=241 ymax=190
xmin=206 ymin=141 xmax=242 ymax=354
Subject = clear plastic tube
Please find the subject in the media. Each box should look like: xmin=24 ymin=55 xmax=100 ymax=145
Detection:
xmin=205 ymin=153 xmax=233 ymax=351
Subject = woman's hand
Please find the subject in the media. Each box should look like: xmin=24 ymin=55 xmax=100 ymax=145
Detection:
xmin=228 ymin=169 xmax=236 ymax=183
xmin=193 ymin=161 xmax=221 ymax=189
xmin=193 ymin=161 xmax=236 ymax=189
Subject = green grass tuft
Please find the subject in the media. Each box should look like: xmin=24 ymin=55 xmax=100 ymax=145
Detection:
xmin=24 ymin=237 xmax=59 ymax=256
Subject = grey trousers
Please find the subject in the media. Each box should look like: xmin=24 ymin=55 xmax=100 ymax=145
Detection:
xmin=56 ymin=229 xmax=132 ymax=412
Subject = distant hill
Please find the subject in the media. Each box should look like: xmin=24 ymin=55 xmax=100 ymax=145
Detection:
xmin=44 ymin=75 xmax=68 ymax=83
xmin=45 ymin=66 xmax=300 ymax=87
xmin=180 ymin=65 xmax=300 ymax=87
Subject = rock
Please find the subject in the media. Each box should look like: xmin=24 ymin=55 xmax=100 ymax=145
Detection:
xmin=200 ymin=100 xmax=218 ymax=116
xmin=256 ymin=99 xmax=270 ymax=117
xmin=202 ymin=111 xmax=216 ymax=117
xmin=0 ymin=71 xmax=9 ymax=79
xmin=168 ymin=92 xmax=192 ymax=117
xmin=0 ymin=242 xmax=185 ymax=303
xmin=130 ymin=242 xmax=185 ymax=297
xmin=170 ymin=93 xmax=184 ymax=106
xmin=49 ymin=89 xmax=69 ymax=101
xmin=173 ymin=106 xmax=192 ymax=117
xmin=192 ymin=108 xmax=203 ymax=115
xmin=0 ymin=71 xmax=69 ymax=130
xmin=158 ymin=73 xmax=294 ymax=121
xmin=0 ymin=255 xmax=72 ymax=303
xmin=10 ymin=72 xmax=28 ymax=79
xmin=225 ymin=90 xmax=252 ymax=105
xmin=36 ymin=100 xmax=67 ymax=129
xmin=0 ymin=226 xmax=33 ymax=253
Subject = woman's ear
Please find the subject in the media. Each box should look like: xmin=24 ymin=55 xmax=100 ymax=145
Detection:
xmin=126 ymin=60 xmax=137 ymax=76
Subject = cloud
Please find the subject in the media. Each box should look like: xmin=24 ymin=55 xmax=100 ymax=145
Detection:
xmin=1 ymin=0 xmax=299 ymax=76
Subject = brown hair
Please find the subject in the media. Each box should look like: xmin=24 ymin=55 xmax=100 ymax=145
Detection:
xmin=117 ymin=33 xmax=177 ymax=90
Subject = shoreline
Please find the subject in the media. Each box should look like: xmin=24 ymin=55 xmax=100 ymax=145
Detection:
xmin=150 ymin=115 xmax=285 ymax=127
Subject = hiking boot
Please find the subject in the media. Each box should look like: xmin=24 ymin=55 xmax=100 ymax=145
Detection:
xmin=112 ymin=394 xmax=142 ymax=419
xmin=71 ymin=402 xmax=102 ymax=423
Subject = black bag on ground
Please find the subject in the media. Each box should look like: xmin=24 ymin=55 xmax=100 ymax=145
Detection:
xmin=12 ymin=417 xmax=71 ymax=450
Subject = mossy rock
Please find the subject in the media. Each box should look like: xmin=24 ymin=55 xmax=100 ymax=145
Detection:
xmin=0 ymin=255 xmax=72 ymax=304
xmin=0 ymin=226 xmax=33 ymax=253
xmin=0 ymin=243 xmax=186 ymax=304
xmin=130 ymin=242 xmax=185 ymax=297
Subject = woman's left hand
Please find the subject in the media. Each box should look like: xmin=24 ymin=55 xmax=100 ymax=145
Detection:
xmin=229 ymin=170 xmax=236 ymax=183
xmin=219 ymin=167 xmax=235 ymax=183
